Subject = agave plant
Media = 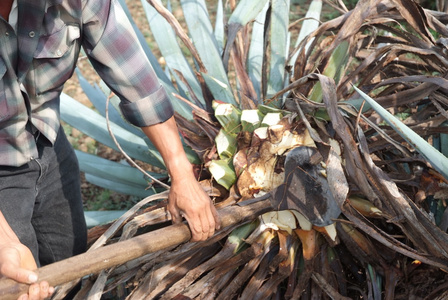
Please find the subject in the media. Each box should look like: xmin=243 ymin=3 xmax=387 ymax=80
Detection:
xmin=53 ymin=0 xmax=448 ymax=299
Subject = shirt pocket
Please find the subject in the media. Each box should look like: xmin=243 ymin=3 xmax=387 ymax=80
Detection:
xmin=33 ymin=23 xmax=81 ymax=95
xmin=0 ymin=58 xmax=8 ymax=120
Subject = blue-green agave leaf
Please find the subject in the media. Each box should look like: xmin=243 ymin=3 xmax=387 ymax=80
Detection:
xmin=75 ymin=150 xmax=164 ymax=187
xmin=85 ymin=173 xmax=156 ymax=198
xmin=228 ymin=0 xmax=270 ymax=25
xmin=180 ymin=0 xmax=235 ymax=105
xmin=289 ymin=0 xmax=322 ymax=68
xmin=202 ymin=72 xmax=238 ymax=105
xmin=141 ymin=0 xmax=206 ymax=106
xmin=60 ymin=93 xmax=166 ymax=169
xmin=214 ymin=0 xmax=225 ymax=54
xmin=84 ymin=211 xmax=127 ymax=228
xmin=181 ymin=0 xmax=219 ymax=51
xmin=223 ymin=0 xmax=269 ymax=72
xmin=248 ymin=2 xmax=269 ymax=99
xmin=267 ymin=0 xmax=290 ymax=103
xmin=440 ymin=125 xmax=448 ymax=158
xmin=353 ymin=85 xmax=448 ymax=180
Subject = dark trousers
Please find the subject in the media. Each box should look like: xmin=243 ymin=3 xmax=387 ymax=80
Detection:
xmin=0 ymin=126 xmax=87 ymax=267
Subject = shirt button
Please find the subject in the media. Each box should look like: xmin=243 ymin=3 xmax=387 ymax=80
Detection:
xmin=29 ymin=31 xmax=35 ymax=38
xmin=56 ymin=49 xmax=63 ymax=57
xmin=5 ymin=32 xmax=9 ymax=36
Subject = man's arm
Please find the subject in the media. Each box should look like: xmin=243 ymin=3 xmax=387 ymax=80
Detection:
xmin=81 ymin=0 xmax=219 ymax=241
xmin=141 ymin=117 xmax=220 ymax=241
xmin=0 ymin=211 xmax=54 ymax=300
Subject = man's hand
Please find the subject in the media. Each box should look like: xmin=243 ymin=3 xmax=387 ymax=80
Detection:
xmin=141 ymin=117 xmax=221 ymax=241
xmin=168 ymin=175 xmax=220 ymax=241
xmin=0 ymin=242 xmax=54 ymax=300
xmin=0 ymin=211 xmax=54 ymax=300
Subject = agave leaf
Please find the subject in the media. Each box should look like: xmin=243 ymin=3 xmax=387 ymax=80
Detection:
xmin=209 ymin=159 xmax=237 ymax=190
xmin=309 ymin=40 xmax=349 ymax=103
xmin=353 ymin=85 xmax=448 ymax=180
xmin=228 ymin=220 xmax=259 ymax=254
xmin=202 ymin=72 xmax=238 ymax=106
xmin=213 ymin=101 xmax=242 ymax=134
xmin=261 ymin=112 xmax=282 ymax=127
xmin=142 ymin=0 xmax=206 ymax=106
xmin=247 ymin=2 xmax=270 ymax=99
xmin=214 ymin=0 xmax=225 ymax=54
xmin=266 ymin=0 xmax=290 ymax=103
xmin=84 ymin=211 xmax=127 ymax=228
xmin=60 ymin=93 xmax=166 ymax=169
xmin=85 ymin=173 xmax=155 ymax=198
xmin=75 ymin=150 xmax=165 ymax=187
xmin=289 ymin=0 xmax=322 ymax=68
xmin=392 ymin=0 xmax=435 ymax=45
xmin=216 ymin=129 xmax=237 ymax=159
xmin=117 ymin=0 xmax=169 ymax=84
xmin=241 ymin=109 xmax=264 ymax=132
xmin=223 ymin=0 xmax=270 ymax=69
xmin=181 ymin=0 xmax=232 ymax=95
xmin=440 ymin=124 xmax=448 ymax=158
xmin=227 ymin=0 xmax=270 ymax=27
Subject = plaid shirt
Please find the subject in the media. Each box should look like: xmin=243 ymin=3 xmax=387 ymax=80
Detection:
xmin=0 ymin=0 xmax=173 ymax=167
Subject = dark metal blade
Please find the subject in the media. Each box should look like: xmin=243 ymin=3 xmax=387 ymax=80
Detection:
xmin=273 ymin=146 xmax=342 ymax=227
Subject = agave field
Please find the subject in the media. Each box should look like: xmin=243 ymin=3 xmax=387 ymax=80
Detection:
xmin=51 ymin=0 xmax=448 ymax=299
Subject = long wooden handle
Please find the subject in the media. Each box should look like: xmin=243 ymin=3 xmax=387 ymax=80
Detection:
xmin=0 ymin=200 xmax=271 ymax=300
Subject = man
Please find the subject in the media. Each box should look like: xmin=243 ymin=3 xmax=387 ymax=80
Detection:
xmin=0 ymin=0 xmax=220 ymax=299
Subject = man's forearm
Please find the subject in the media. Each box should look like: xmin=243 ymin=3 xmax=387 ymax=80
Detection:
xmin=140 ymin=116 xmax=220 ymax=241
xmin=141 ymin=116 xmax=194 ymax=180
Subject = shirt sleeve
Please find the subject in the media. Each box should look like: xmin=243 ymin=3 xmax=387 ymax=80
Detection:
xmin=80 ymin=0 xmax=174 ymax=127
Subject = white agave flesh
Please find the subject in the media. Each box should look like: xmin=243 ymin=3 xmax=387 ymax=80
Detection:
xmin=261 ymin=211 xmax=280 ymax=231
xmin=291 ymin=210 xmax=312 ymax=230
xmin=323 ymin=224 xmax=337 ymax=242
xmin=241 ymin=109 xmax=263 ymax=132
xmin=237 ymin=128 xmax=314 ymax=198
xmin=267 ymin=124 xmax=285 ymax=144
xmin=260 ymin=211 xmax=297 ymax=234
xmin=248 ymin=156 xmax=277 ymax=187
xmin=275 ymin=210 xmax=298 ymax=234
xmin=268 ymin=128 xmax=315 ymax=156
xmin=254 ymin=126 xmax=268 ymax=140
xmin=268 ymin=130 xmax=303 ymax=155
xmin=261 ymin=112 xmax=283 ymax=127
xmin=237 ymin=154 xmax=284 ymax=198
xmin=214 ymin=102 xmax=236 ymax=115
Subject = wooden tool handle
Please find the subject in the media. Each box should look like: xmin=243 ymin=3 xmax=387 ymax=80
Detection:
xmin=0 ymin=200 xmax=271 ymax=300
